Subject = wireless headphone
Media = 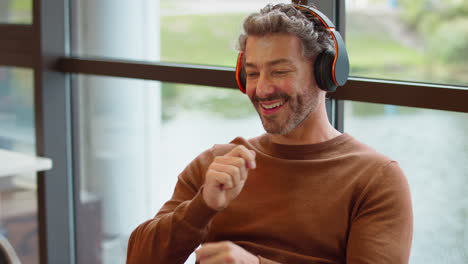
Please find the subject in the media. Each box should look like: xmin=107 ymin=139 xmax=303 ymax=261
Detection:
xmin=235 ymin=4 xmax=349 ymax=93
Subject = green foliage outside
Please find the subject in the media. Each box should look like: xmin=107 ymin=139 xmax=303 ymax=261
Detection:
xmin=346 ymin=19 xmax=425 ymax=82
xmin=400 ymin=0 xmax=468 ymax=65
xmin=161 ymin=14 xmax=243 ymax=67
xmin=428 ymin=17 xmax=468 ymax=66
xmin=6 ymin=0 xmax=32 ymax=23
xmin=11 ymin=0 xmax=31 ymax=11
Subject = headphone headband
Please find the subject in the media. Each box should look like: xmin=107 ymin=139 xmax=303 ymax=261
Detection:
xmin=294 ymin=4 xmax=335 ymax=29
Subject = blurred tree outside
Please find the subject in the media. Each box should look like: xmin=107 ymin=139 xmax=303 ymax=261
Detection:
xmin=0 ymin=1 xmax=10 ymax=20
xmin=400 ymin=0 xmax=468 ymax=70
xmin=0 ymin=0 xmax=32 ymax=23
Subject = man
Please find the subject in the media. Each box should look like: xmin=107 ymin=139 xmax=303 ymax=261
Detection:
xmin=127 ymin=3 xmax=413 ymax=264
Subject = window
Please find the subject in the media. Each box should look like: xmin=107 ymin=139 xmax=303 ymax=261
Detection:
xmin=0 ymin=66 xmax=38 ymax=264
xmin=346 ymin=0 xmax=468 ymax=86
xmin=73 ymin=75 xmax=262 ymax=264
xmin=344 ymin=101 xmax=468 ymax=263
xmin=2 ymin=0 xmax=468 ymax=263
xmin=72 ymin=0 xmax=285 ymax=66
xmin=0 ymin=0 xmax=33 ymax=24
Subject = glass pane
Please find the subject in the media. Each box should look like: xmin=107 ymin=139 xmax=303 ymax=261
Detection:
xmin=160 ymin=0 xmax=284 ymax=66
xmin=0 ymin=66 xmax=38 ymax=264
xmin=344 ymin=101 xmax=468 ymax=264
xmin=73 ymin=76 xmax=261 ymax=264
xmin=346 ymin=0 xmax=468 ymax=87
xmin=72 ymin=0 xmax=283 ymax=66
xmin=0 ymin=0 xmax=33 ymax=24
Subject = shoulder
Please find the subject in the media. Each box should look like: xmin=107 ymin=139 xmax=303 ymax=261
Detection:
xmin=375 ymin=161 xmax=409 ymax=191
xmin=347 ymin=137 xmax=410 ymax=204
xmin=347 ymin=139 xmax=411 ymax=221
xmin=351 ymin=160 xmax=412 ymax=223
xmin=340 ymin=135 xmax=409 ymax=193
xmin=341 ymin=134 xmax=396 ymax=171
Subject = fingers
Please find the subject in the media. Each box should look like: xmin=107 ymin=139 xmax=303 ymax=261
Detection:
xmin=195 ymin=242 xmax=225 ymax=261
xmin=199 ymin=253 xmax=233 ymax=264
xmin=212 ymin=157 xmax=247 ymax=183
xmin=226 ymin=146 xmax=256 ymax=169
xmin=196 ymin=241 xmax=259 ymax=264
xmin=206 ymin=169 xmax=234 ymax=189
xmin=196 ymin=242 xmax=234 ymax=263
xmin=202 ymin=146 xmax=257 ymax=210
xmin=209 ymin=147 xmax=255 ymax=190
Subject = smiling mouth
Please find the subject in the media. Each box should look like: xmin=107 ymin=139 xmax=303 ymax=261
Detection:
xmin=259 ymin=99 xmax=287 ymax=114
xmin=261 ymin=101 xmax=284 ymax=109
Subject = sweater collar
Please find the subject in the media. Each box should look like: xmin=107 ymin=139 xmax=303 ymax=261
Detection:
xmin=250 ymin=133 xmax=352 ymax=160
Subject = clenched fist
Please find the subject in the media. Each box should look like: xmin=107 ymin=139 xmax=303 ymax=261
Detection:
xmin=203 ymin=145 xmax=256 ymax=211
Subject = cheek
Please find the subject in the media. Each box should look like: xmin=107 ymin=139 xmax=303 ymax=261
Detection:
xmin=278 ymin=79 xmax=296 ymax=94
xmin=245 ymin=79 xmax=255 ymax=97
xmin=246 ymin=86 xmax=255 ymax=98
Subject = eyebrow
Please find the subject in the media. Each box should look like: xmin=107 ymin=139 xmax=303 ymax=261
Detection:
xmin=245 ymin=58 xmax=293 ymax=68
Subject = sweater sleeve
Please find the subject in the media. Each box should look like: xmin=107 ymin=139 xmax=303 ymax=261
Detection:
xmin=126 ymin=148 xmax=219 ymax=264
xmin=347 ymin=161 xmax=413 ymax=264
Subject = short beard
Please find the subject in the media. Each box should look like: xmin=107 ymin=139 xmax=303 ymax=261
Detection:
xmin=251 ymin=87 xmax=320 ymax=135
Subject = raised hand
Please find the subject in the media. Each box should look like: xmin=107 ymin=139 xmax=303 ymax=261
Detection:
xmin=202 ymin=145 xmax=256 ymax=211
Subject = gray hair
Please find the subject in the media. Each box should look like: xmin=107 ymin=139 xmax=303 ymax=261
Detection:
xmin=237 ymin=3 xmax=334 ymax=60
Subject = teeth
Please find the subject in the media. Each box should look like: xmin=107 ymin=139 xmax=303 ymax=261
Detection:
xmin=261 ymin=101 xmax=284 ymax=109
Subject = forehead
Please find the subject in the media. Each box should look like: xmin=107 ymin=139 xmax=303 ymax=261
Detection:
xmin=245 ymin=34 xmax=305 ymax=64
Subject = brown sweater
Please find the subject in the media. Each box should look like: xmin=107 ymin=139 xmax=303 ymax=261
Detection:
xmin=127 ymin=133 xmax=413 ymax=264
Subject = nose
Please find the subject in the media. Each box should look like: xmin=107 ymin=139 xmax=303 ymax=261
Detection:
xmin=255 ymin=72 xmax=275 ymax=98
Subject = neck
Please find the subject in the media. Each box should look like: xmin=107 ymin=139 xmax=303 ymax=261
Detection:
xmin=270 ymin=97 xmax=341 ymax=145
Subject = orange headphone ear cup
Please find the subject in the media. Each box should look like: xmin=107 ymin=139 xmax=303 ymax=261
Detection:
xmin=235 ymin=52 xmax=247 ymax=93
xmin=314 ymin=50 xmax=338 ymax=92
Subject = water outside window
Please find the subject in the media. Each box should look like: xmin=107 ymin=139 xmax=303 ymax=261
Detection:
xmin=344 ymin=102 xmax=468 ymax=263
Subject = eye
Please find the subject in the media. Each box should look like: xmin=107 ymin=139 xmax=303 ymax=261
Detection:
xmin=246 ymin=72 xmax=259 ymax=78
xmin=273 ymin=70 xmax=290 ymax=76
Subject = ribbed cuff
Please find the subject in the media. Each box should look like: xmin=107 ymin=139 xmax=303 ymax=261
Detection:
xmin=183 ymin=187 xmax=219 ymax=229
